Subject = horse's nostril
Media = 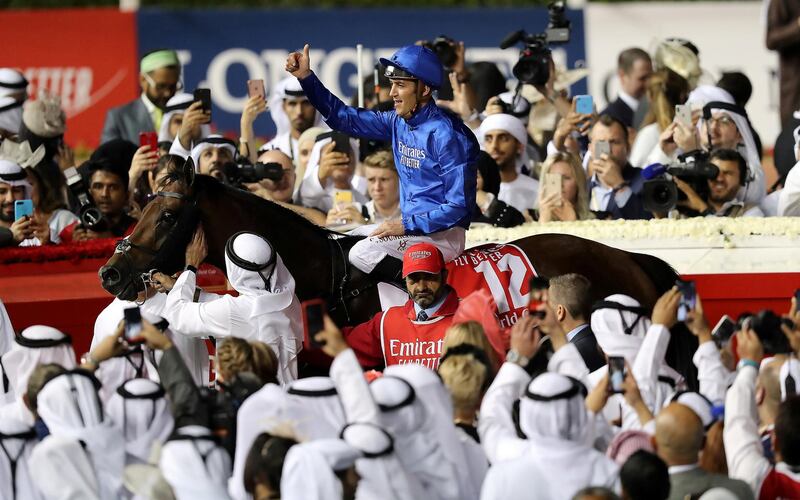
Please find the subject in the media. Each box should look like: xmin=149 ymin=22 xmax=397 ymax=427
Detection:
xmin=100 ymin=266 xmax=121 ymax=286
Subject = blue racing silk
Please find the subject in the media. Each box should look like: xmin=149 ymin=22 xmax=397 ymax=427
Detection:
xmin=299 ymin=72 xmax=479 ymax=235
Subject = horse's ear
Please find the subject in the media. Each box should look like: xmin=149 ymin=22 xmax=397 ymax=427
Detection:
xmin=183 ymin=157 xmax=196 ymax=187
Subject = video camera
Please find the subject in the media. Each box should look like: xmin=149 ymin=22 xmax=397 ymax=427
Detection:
xmin=63 ymin=166 xmax=108 ymax=232
xmin=641 ymin=151 xmax=720 ymax=214
xmin=221 ymin=156 xmax=285 ymax=188
xmin=422 ymin=35 xmax=459 ymax=69
xmin=499 ymin=1 xmax=571 ymax=87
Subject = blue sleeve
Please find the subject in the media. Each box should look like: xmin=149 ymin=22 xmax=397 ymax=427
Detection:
xmin=298 ymin=72 xmax=393 ymax=141
xmin=402 ymin=133 xmax=477 ymax=234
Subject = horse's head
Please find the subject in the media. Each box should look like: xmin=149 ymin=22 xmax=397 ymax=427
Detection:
xmin=99 ymin=155 xmax=200 ymax=301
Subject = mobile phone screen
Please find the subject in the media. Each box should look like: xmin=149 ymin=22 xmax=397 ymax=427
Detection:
xmin=14 ymin=199 xmax=33 ymax=221
xmin=575 ymin=95 xmax=593 ymax=115
xmin=675 ymin=104 xmax=692 ymax=127
xmin=302 ymin=299 xmax=326 ymax=348
xmin=543 ymin=173 xmax=562 ymax=205
xmin=711 ymin=315 xmax=736 ymax=343
xmin=139 ymin=131 xmax=158 ymax=151
xmin=194 ymin=88 xmax=212 ymax=113
xmin=595 ymin=140 xmax=610 ymax=158
xmin=795 ymin=288 xmax=800 ymax=304
xmin=123 ymin=306 xmax=144 ymax=344
xmin=608 ymin=356 xmax=626 ymax=393
xmin=247 ymin=79 xmax=265 ymax=99
xmin=676 ymin=279 xmax=696 ymax=322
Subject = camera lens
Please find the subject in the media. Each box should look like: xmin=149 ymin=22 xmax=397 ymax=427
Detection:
xmin=642 ymin=179 xmax=678 ymax=213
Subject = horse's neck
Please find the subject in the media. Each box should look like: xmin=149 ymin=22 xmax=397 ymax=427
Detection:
xmin=200 ymin=192 xmax=338 ymax=296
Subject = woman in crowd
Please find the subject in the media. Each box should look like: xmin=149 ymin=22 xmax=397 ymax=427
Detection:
xmin=23 ymin=164 xmax=77 ymax=245
xmin=629 ymin=68 xmax=691 ymax=168
xmin=537 ymin=151 xmax=593 ymax=222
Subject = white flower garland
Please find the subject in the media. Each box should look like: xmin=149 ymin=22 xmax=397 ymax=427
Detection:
xmin=466 ymin=217 xmax=800 ymax=249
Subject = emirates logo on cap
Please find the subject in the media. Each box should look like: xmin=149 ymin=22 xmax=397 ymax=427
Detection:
xmin=409 ymin=250 xmax=432 ymax=260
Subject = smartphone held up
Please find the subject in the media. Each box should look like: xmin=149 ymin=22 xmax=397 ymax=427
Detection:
xmin=123 ymin=306 xmax=145 ymax=344
xmin=302 ymin=299 xmax=326 ymax=348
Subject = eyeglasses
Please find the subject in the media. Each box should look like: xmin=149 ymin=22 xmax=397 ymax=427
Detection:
xmin=707 ymin=116 xmax=736 ymax=128
xmin=143 ymin=72 xmax=183 ymax=93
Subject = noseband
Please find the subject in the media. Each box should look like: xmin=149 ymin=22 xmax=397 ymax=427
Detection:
xmin=114 ymin=190 xmax=198 ymax=302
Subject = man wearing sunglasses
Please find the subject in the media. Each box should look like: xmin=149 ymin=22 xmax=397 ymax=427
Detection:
xmin=101 ymin=49 xmax=182 ymax=145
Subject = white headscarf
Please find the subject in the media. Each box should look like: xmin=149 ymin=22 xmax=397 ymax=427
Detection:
xmin=36 ymin=371 xmax=126 ymax=499
xmin=106 ymin=378 xmax=174 ymax=465
xmin=0 ymin=96 xmax=23 ymax=134
xmin=671 ymin=391 xmax=714 ymax=429
xmin=160 ymin=425 xmax=232 ymax=500
xmin=519 ymin=372 xmax=589 ymax=443
xmin=224 ymin=232 xmax=295 ymax=315
xmin=686 ymin=85 xmax=734 ymax=108
xmin=0 ymin=159 xmax=31 ymax=199
xmin=285 ymin=377 xmax=347 ymax=440
xmin=1 ymin=325 xmax=75 ymax=404
xmin=0 ymin=69 xmax=27 ymax=99
xmin=0 ymin=299 xmax=16 ymax=361
xmin=281 ymin=439 xmax=360 ymax=500
xmin=158 ymin=92 xmax=211 ymax=143
xmin=590 ymin=294 xmax=651 ymax=365
xmin=29 ymin=434 xmax=100 ymax=500
xmin=384 ymin=364 xmax=481 ymax=500
xmin=189 ymin=135 xmax=237 ymax=173
xmin=699 ymin=102 xmax=765 ymax=202
xmin=478 ymin=113 xmax=531 ymax=173
xmin=0 ymin=416 xmax=41 ymax=500
xmin=340 ymin=422 xmax=423 ymax=500
xmin=268 ymin=77 xmax=324 ymax=138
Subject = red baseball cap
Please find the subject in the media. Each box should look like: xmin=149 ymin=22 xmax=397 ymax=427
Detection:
xmin=402 ymin=243 xmax=445 ymax=278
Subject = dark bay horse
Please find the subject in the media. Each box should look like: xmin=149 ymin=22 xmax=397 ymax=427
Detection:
xmin=99 ymin=165 xmax=697 ymax=382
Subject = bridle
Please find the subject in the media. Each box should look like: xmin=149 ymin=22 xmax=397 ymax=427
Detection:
xmin=114 ymin=189 xmax=198 ymax=304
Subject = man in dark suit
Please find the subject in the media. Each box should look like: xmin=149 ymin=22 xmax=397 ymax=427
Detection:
xmin=588 ymin=114 xmax=651 ymax=220
xmin=540 ymin=273 xmax=606 ymax=372
xmin=655 ymin=403 xmax=754 ymax=500
xmin=100 ymin=49 xmax=181 ymax=145
xmin=601 ymin=48 xmax=652 ymax=129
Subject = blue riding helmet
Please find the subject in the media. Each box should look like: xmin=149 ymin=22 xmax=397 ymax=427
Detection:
xmin=379 ymin=45 xmax=443 ymax=90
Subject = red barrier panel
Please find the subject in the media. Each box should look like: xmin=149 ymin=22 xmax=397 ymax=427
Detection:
xmin=0 ymin=241 xmax=229 ymax=357
xmin=2 ymin=8 xmax=139 ymax=149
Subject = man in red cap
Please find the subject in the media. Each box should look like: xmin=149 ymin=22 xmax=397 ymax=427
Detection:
xmin=343 ymin=242 xmax=459 ymax=369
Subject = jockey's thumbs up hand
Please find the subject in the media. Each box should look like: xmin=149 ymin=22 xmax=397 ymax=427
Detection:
xmin=286 ymin=44 xmax=312 ymax=79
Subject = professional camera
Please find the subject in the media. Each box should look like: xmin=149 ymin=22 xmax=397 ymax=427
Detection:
xmin=422 ymin=35 xmax=458 ymax=69
xmin=63 ymin=166 xmax=108 ymax=232
xmin=499 ymin=1 xmax=572 ymax=87
xmin=201 ymin=371 xmax=263 ymax=457
xmin=221 ymin=157 xmax=284 ymax=187
xmin=641 ymin=151 xmax=720 ymax=214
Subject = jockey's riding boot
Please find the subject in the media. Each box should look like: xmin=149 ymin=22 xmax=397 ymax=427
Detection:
xmin=369 ymin=256 xmax=405 ymax=290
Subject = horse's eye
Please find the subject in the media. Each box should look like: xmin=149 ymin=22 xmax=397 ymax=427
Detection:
xmin=159 ymin=212 xmax=176 ymax=225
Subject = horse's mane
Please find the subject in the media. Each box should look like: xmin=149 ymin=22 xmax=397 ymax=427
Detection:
xmin=192 ymin=175 xmax=347 ymax=239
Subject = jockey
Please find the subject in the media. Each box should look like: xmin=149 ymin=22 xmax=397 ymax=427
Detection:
xmin=286 ymin=44 xmax=479 ymax=283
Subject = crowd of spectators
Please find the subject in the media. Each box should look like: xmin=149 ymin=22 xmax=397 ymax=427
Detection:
xmin=1 ymin=19 xmax=800 ymax=500
xmin=2 ymin=29 xmax=800 ymax=249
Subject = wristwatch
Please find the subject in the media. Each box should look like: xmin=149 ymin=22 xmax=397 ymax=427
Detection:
xmin=507 ymin=349 xmax=530 ymax=367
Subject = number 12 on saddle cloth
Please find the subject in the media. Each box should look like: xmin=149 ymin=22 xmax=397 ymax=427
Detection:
xmin=446 ymin=244 xmax=538 ymax=330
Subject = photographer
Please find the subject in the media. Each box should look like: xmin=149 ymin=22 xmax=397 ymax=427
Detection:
xmin=63 ymin=139 xmax=138 ymax=242
xmin=673 ymin=149 xmax=764 ymax=218
xmin=243 ymin=148 xmax=327 ymax=226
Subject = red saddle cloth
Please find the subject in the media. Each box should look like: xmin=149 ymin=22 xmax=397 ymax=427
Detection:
xmin=446 ymin=243 xmax=538 ymax=358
